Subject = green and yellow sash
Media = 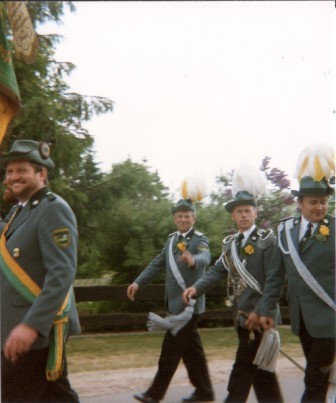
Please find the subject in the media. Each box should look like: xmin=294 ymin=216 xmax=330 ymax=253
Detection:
xmin=0 ymin=217 xmax=71 ymax=381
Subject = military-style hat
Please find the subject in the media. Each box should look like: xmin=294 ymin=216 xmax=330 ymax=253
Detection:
xmin=171 ymin=198 xmax=196 ymax=214
xmin=292 ymin=144 xmax=334 ymax=198
xmin=0 ymin=140 xmax=55 ymax=170
xmin=291 ymin=176 xmax=334 ymax=197
xmin=224 ymin=164 xmax=267 ymax=213
xmin=224 ymin=190 xmax=257 ymax=213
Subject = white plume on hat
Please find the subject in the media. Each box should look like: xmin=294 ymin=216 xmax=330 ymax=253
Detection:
xmin=294 ymin=144 xmax=335 ymax=181
xmin=231 ymin=164 xmax=267 ymax=199
xmin=180 ymin=175 xmax=208 ymax=202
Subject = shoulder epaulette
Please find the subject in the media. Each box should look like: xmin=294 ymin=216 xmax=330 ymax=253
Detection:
xmin=257 ymin=228 xmax=275 ymax=249
xmin=194 ymin=230 xmax=203 ymax=236
xmin=223 ymin=234 xmax=236 ymax=244
xmin=46 ymin=191 xmax=56 ymax=201
xmin=30 ymin=189 xmax=56 ymax=208
xmin=257 ymin=228 xmax=274 ymax=240
xmin=222 ymin=234 xmax=235 ymax=253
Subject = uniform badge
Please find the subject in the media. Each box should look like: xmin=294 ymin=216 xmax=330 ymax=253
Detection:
xmin=39 ymin=141 xmax=50 ymax=159
xmin=53 ymin=228 xmax=71 ymax=248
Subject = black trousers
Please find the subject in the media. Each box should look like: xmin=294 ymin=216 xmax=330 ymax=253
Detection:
xmin=1 ymin=347 xmax=79 ymax=402
xmin=146 ymin=314 xmax=214 ymax=400
xmin=299 ymin=318 xmax=335 ymax=402
xmin=225 ymin=326 xmax=283 ymax=403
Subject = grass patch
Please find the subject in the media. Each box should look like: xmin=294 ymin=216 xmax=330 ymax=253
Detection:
xmin=66 ymin=326 xmax=302 ymax=373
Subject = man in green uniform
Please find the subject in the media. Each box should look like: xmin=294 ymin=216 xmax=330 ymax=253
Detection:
xmin=127 ymin=198 xmax=214 ymax=403
xmin=183 ymin=186 xmax=283 ymax=402
xmin=0 ymin=139 xmax=81 ymax=402
xmin=260 ymin=172 xmax=335 ymax=402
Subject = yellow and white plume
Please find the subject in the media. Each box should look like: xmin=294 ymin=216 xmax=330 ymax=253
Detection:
xmin=294 ymin=144 xmax=335 ymax=182
xmin=180 ymin=175 xmax=208 ymax=203
xmin=231 ymin=164 xmax=267 ymax=199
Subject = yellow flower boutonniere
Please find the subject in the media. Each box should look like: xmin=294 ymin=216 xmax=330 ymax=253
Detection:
xmin=244 ymin=244 xmax=254 ymax=256
xmin=314 ymin=225 xmax=329 ymax=242
xmin=177 ymin=241 xmax=187 ymax=252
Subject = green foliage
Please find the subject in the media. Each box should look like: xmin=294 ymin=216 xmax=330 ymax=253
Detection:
xmin=0 ymin=1 xmax=113 ymax=277
xmin=94 ymin=159 xmax=172 ymax=283
xmin=25 ymin=2 xmax=76 ymax=26
xmin=0 ymin=3 xmax=318 ymax=319
xmin=1 ymin=1 xmax=113 ymax=193
xmin=195 ymin=203 xmax=230 ymax=264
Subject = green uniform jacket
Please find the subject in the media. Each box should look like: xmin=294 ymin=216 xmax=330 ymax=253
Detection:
xmin=261 ymin=214 xmax=335 ymax=338
xmin=192 ymin=227 xmax=280 ymax=322
xmin=134 ymin=229 xmax=211 ymax=315
xmin=0 ymin=187 xmax=81 ymax=351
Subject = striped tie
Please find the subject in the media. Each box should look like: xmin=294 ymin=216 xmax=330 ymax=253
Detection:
xmin=299 ymin=223 xmax=312 ymax=253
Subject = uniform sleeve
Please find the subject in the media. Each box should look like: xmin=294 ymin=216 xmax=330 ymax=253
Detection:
xmin=259 ymin=244 xmax=286 ymax=320
xmin=23 ymin=199 xmax=78 ymax=337
xmin=134 ymin=244 xmax=167 ymax=287
xmin=193 ymin=253 xmax=227 ymax=296
xmin=253 ymin=239 xmax=276 ymax=315
xmin=193 ymin=235 xmax=211 ymax=271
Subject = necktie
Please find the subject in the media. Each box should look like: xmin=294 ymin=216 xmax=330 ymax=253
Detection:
xmin=236 ymin=233 xmax=244 ymax=248
xmin=236 ymin=233 xmax=244 ymax=258
xmin=176 ymin=234 xmax=183 ymax=247
xmin=299 ymin=223 xmax=313 ymax=253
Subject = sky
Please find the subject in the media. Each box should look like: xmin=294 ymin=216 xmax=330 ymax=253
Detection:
xmin=39 ymin=1 xmax=335 ymax=198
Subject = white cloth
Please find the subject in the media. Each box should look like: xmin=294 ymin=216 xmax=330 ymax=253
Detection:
xmin=253 ymin=329 xmax=280 ymax=372
xmin=326 ymin=358 xmax=336 ymax=403
xmin=147 ymin=298 xmax=196 ymax=336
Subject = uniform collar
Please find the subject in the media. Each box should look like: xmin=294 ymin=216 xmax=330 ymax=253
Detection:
xmin=29 ymin=186 xmax=49 ymax=208
xmin=300 ymin=216 xmax=318 ymax=232
xmin=178 ymin=228 xmax=194 ymax=240
xmin=238 ymin=224 xmax=256 ymax=245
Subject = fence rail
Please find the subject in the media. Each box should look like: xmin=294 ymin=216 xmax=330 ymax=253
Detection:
xmin=74 ymin=284 xmax=289 ymax=332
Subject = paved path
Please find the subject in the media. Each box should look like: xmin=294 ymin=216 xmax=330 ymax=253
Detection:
xmin=73 ymin=357 xmax=305 ymax=403
xmin=79 ymin=379 xmax=304 ymax=403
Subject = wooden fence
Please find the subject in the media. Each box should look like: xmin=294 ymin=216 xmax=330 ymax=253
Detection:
xmin=74 ymin=284 xmax=289 ymax=332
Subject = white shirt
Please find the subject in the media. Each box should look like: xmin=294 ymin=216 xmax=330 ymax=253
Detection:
xmin=177 ymin=227 xmax=193 ymax=238
xmin=238 ymin=224 xmax=256 ymax=246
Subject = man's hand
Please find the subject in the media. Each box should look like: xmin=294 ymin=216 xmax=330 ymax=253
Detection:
xmin=179 ymin=250 xmax=196 ymax=268
xmin=182 ymin=287 xmax=197 ymax=304
xmin=259 ymin=316 xmax=275 ymax=330
xmin=4 ymin=323 xmax=38 ymax=362
xmin=245 ymin=312 xmax=260 ymax=330
xmin=127 ymin=283 xmax=139 ymax=301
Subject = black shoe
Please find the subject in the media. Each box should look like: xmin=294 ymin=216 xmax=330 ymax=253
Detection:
xmin=134 ymin=392 xmax=160 ymax=403
xmin=182 ymin=393 xmax=214 ymax=402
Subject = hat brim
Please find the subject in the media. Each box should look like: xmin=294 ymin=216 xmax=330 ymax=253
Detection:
xmin=171 ymin=205 xmax=196 ymax=214
xmin=0 ymin=153 xmax=55 ymax=170
xmin=225 ymin=199 xmax=256 ymax=213
xmin=291 ymin=188 xmax=334 ymax=197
